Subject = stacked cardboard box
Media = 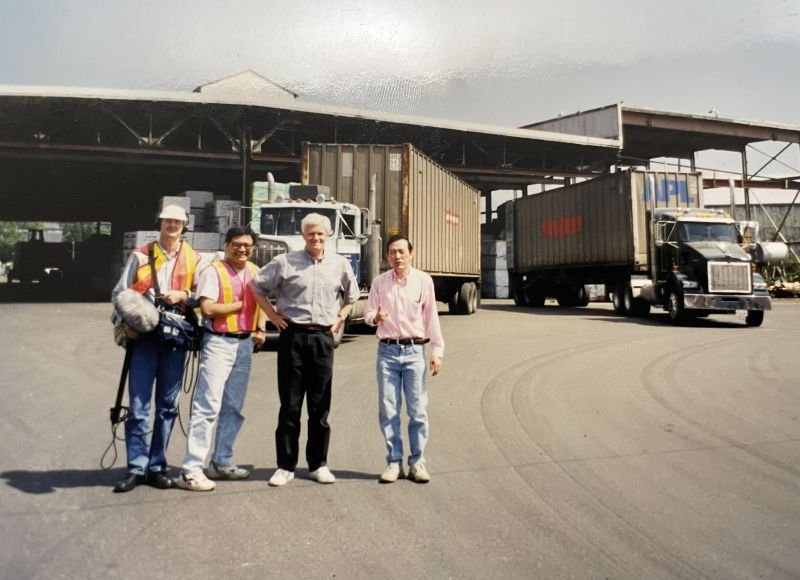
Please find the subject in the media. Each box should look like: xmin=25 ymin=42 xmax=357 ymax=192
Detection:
xmin=481 ymin=237 xmax=509 ymax=299
xmin=207 ymin=200 xmax=242 ymax=234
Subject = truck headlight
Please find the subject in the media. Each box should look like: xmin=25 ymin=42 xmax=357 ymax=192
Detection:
xmin=681 ymin=280 xmax=700 ymax=290
xmin=753 ymin=280 xmax=768 ymax=291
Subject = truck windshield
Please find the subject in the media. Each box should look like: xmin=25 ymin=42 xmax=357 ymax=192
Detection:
xmin=260 ymin=208 xmax=337 ymax=236
xmin=678 ymin=222 xmax=739 ymax=243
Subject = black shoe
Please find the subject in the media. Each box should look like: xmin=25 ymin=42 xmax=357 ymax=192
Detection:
xmin=113 ymin=473 xmax=145 ymax=493
xmin=147 ymin=471 xmax=174 ymax=489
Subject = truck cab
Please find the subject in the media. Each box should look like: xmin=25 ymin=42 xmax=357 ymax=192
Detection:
xmin=249 ymin=191 xmax=375 ymax=345
xmin=650 ymin=208 xmax=770 ymax=326
xmin=254 ymin=200 xmax=367 ymax=281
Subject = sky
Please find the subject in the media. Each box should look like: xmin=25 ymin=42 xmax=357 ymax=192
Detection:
xmin=1 ymin=0 xmax=799 ymax=201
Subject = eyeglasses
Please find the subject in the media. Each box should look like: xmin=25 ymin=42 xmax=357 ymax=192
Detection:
xmin=229 ymin=242 xmax=254 ymax=250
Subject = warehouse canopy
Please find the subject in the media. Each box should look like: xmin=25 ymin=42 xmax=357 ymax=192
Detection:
xmin=523 ymin=103 xmax=800 ymax=191
xmin=0 ymin=83 xmax=620 ymax=222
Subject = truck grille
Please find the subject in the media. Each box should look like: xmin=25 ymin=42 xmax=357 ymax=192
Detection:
xmin=707 ymin=262 xmax=751 ymax=294
xmin=253 ymin=239 xmax=288 ymax=268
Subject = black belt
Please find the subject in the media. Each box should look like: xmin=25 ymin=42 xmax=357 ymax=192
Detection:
xmin=379 ymin=338 xmax=430 ymax=345
xmin=208 ymin=330 xmax=252 ymax=339
xmin=287 ymin=322 xmax=332 ymax=333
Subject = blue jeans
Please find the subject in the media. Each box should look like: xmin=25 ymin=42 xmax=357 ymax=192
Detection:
xmin=182 ymin=333 xmax=252 ymax=474
xmin=376 ymin=342 xmax=428 ymax=465
xmin=125 ymin=338 xmax=186 ymax=475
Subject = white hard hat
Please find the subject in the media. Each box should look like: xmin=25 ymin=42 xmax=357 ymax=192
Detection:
xmin=158 ymin=204 xmax=188 ymax=221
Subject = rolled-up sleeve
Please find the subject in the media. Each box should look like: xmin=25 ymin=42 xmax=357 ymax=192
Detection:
xmin=341 ymin=260 xmax=359 ymax=305
xmin=251 ymin=258 xmax=281 ymax=297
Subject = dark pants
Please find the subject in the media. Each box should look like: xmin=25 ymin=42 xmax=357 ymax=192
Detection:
xmin=275 ymin=327 xmax=335 ymax=471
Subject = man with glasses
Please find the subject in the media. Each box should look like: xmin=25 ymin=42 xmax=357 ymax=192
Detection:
xmin=175 ymin=226 xmax=267 ymax=491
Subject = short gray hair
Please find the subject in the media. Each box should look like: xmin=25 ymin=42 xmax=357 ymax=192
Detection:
xmin=301 ymin=212 xmax=333 ymax=235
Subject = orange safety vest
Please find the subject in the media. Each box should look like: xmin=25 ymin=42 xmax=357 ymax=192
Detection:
xmin=129 ymin=241 xmax=200 ymax=295
xmin=211 ymin=260 xmax=260 ymax=333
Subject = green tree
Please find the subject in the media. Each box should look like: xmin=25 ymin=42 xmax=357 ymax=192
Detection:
xmin=62 ymin=222 xmax=98 ymax=243
xmin=0 ymin=222 xmax=23 ymax=262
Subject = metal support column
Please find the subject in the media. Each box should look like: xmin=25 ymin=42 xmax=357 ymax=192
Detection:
xmin=240 ymin=124 xmax=251 ymax=222
xmin=485 ymin=190 xmax=493 ymax=224
xmin=741 ymin=147 xmax=751 ymax=220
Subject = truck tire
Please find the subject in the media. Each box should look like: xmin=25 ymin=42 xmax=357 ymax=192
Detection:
xmin=745 ymin=310 xmax=764 ymax=327
xmin=611 ymin=283 xmax=628 ymax=315
xmin=667 ymin=290 xmax=687 ymax=325
xmin=556 ymin=286 xmax=578 ymax=308
xmin=630 ymin=298 xmax=651 ymax=317
xmin=576 ymin=285 xmax=589 ymax=307
xmin=455 ymin=281 xmax=472 ymax=315
xmin=512 ymin=281 xmax=528 ymax=307
xmin=448 ymin=290 xmax=460 ymax=313
xmin=468 ymin=282 xmax=478 ymax=314
xmin=622 ymin=285 xmax=634 ymax=314
xmin=527 ymin=284 xmax=546 ymax=308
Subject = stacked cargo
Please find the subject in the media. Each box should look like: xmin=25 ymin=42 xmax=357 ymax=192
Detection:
xmin=480 ymin=237 xmax=509 ymax=298
xmin=206 ymin=199 xmax=242 ymax=234
xmin=122 ymin=191 xmax=237 ymax=264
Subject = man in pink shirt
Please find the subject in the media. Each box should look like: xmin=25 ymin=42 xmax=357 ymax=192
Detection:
xmin=364 ymin=235 xmax=444 ymax=483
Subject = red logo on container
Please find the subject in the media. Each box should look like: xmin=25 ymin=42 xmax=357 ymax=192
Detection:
xmin=445 ymin=209 xmax=460 ymax=226
xmin=541 ymin=216 xmax=583 ymax=240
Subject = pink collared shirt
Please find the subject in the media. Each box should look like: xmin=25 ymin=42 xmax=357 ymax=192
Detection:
xmin=364 ymin=267 xmax=444 ymax=358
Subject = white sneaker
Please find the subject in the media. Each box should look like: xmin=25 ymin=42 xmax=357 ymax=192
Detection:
xmin=408 ymin=461 xmax=430 ymax=483
xmin=174 ymin=471 xmax=216 ymax=492
xmin=268 ymin=468 xmax=295 ymax=487
xmin=308 ymin=466 xmax=336 ymax=484
xmin=379 ymin=462 xmax=404 ymax=483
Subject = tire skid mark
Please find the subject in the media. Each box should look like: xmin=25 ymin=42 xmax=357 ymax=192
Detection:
xmin=640 ymin=338 xmax=800 ymax=486
xmin=479 ymin=334 xmax=706 ymax=580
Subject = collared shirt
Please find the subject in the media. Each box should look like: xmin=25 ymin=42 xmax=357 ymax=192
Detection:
xmin=251 ymin=249 xmax=359 ymax=326
xmin=364 ymin=267 xmax=444 ymax=358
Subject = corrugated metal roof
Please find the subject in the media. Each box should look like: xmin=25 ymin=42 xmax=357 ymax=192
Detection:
xmin=0 ymin=83 xmax=620 ymax=150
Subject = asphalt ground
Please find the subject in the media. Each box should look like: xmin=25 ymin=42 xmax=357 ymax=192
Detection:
xmin=1 ymin=299 xmax=799 ymax=580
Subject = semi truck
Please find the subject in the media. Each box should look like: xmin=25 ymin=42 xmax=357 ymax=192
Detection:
xmin=507 ymin=169 xmax=772 ymax=326
xmin=249 ymin=143 xmax=481 ymax=343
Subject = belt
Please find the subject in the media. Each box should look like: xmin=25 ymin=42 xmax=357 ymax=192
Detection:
xmin=208 ymin=330 xmax=252 ymax=339
xmin=379 ymin=338 xmax=430 ymax=345
xmin=287 ymin=322 xmax=332 ymax=333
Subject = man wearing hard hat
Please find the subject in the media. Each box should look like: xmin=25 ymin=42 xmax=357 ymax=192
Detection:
xmin=110 ymin=204 xmax=202 ymax=493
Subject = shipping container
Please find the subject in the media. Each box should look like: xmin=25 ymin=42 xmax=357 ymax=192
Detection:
xmin=302 ymin=143 xmax=481 ymax=278
xmin=512 ymin=170 xmax=702 ymax=273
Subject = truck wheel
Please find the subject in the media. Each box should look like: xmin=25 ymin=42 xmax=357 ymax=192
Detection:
xmin=512 ymin=282 xmax=528 ymax=307
xmin=455 ymin=282 xmax=472 ymax=315
xmin=556 ymin=286 xmax=578 ymax=308
xmin=527 ymin=284 xmax=546 ymax=308
xmin=745 ymin=310 xmax=764 ymax=327
xmin=630 ymin=298 xmax=651 ymax=317
xmin=468 ymin=282 xmax=478 ymax=314
xmin=667 ymin=291 xmax=687 ymax=325
xmin=611 ymin=283 xmax=628 ymax=315
xmin=576 ymin=285 xmax=589 ymax=307
xmin=448 ymin=290 xmax=460 ymax=313
xmin=622 ymin=285 xmax=635 ymax=314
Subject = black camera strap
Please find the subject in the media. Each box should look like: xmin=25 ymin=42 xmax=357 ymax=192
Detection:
xmin=148 ymin=241 xmax=162 ymax=300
